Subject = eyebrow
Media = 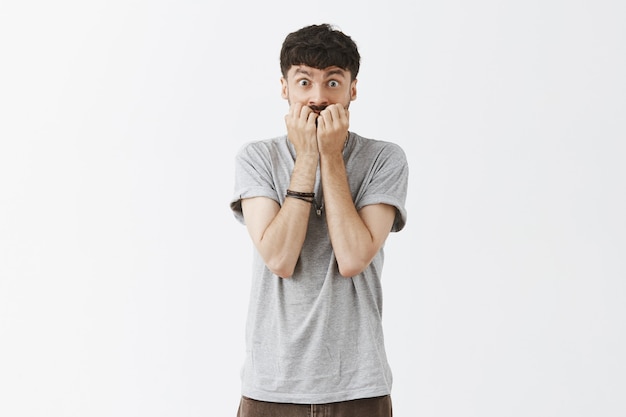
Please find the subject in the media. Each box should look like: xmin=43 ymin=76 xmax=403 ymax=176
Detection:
xmin=294 ymin=68 xmax=313 ymax=77
xmin=293 ymin=67 xmax=348 ymax=78
xmin=324 ymin=69 xmax=347 ymax=78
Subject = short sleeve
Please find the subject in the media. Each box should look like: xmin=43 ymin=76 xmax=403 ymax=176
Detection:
xmin=230 ymin=142 xmax=280 ymax=225
xmin=355 ymin=143 xmax=409 ymax=232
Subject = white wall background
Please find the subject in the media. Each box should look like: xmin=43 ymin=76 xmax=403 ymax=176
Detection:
xmin=1 ymin=1 xmax=625 ymax=416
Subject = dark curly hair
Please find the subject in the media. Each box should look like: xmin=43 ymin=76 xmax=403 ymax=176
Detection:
xmin=280 ymin=24 xmax=361 ymax=80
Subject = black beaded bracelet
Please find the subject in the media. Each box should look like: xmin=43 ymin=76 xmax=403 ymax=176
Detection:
xmin=285 ymin=194 xmax=315 ymax=204
xmin=286 ymin=189 xmax=315 ymax=198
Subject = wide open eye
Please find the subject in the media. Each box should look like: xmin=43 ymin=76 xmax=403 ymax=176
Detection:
xmin=298 ymin=79 xmax=310 ymax=87
xmin=328 ymin=80 xmax=340 ymax=87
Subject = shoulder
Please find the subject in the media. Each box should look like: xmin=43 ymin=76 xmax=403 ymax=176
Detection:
xmin=235 ymin=136 xmax=294 ymax=176
xmin=237 ymin=135 xmax=288 ymax=156
xmin=350 ymin=132 xmax=408 ymax=164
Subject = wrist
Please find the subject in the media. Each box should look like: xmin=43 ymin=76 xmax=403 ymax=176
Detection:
xmin=319 ymin=151 xmax=344 ymax=163
xmin=294 ymin=151 xmax=319 ymax=161
xmin=293 ymin=152 xmax=319 ymax=175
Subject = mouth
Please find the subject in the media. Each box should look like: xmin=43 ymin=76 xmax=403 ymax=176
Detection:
xmin=308 ymin=105 xmax=327 ymax=114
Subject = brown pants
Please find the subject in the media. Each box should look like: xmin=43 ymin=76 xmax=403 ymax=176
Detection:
xmin=237 ymin=395 xmax=392 ymax=417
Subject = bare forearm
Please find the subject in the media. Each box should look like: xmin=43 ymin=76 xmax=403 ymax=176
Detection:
xmin=248 ymin=154 xmax=318 ymax=277
xmin=320 ymin=153 xmax=378 ymax=277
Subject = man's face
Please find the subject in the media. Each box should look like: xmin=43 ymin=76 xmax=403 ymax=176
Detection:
xmin=281 ymin=65 xmax=357 ymax=113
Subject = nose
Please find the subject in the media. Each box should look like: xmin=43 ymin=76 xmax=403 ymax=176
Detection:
xmin=308 ymin=85 xmax=329 ymax=108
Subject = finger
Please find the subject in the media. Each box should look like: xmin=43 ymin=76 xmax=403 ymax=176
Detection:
xmin=307 ymin=110 xmax=318 ymax=127
xmin=332 ymin=103 xmax=348 ymax=123
xmin=299 ymin=104 xmax=313 ymax=120
xmin=316 ymin=113 xmax=325 ymax=131
xmin=323 ymin=103 xmax=344 ymax=125
xmin=330 ymin=104 xmax=342 ymax=123
xmin=319 ymin=107 xmax=333 ymax=126
xmin=288 ymin=102 xmax=302 ymax=119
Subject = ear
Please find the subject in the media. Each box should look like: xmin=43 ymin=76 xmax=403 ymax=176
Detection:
xmin=350 ymin=79 xmax=358 ymax=101
xmin=280 ymin=77 xmax=288 ymax=100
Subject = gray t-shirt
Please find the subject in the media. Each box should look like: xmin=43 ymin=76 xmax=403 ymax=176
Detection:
xmin=230 ymin=131 xmax=408 ymax=404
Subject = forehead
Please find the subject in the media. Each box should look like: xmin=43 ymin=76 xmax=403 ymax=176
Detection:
xmin=287 ymin=65 xmax=350 ymax=79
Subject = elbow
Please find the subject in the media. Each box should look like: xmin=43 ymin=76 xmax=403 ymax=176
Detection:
xmin=338 ymin=267 xmax=360 ymax=278
xmin=266 ymin=258 xmax=295 ymax=279
xmin=336 ymin=249 xmax=377 ymax=278
xmin=337 ymin=259 xmax=369 ymax=278
xmin=272 ymin=268 xmax=294 ymax=279
xmin=256 ymin=245 xmax=297 ymax=278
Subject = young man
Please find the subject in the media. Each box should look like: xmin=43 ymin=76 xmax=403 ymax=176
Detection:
xmin=230 ymin=24 xmax=409 ymax=417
